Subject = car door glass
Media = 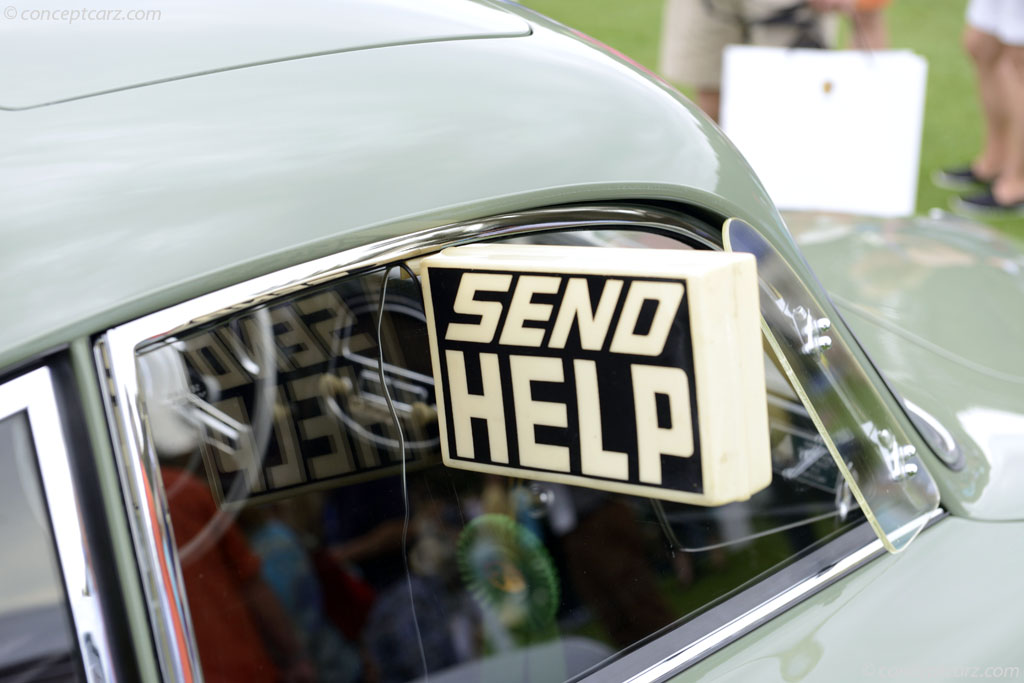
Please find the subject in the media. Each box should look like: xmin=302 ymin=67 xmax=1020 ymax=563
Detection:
xmin=135 ymin=232 xmax=865 ymax=683
xmin=0 ymin=411 xmax=82 ymax=682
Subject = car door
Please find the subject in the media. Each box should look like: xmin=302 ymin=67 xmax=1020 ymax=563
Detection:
xmin=96 ymin=205 xmax=941 ymax=682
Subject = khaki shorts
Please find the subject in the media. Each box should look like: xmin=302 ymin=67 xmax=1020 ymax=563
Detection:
xmin=660 ymin=0 xmax=834 ymax=89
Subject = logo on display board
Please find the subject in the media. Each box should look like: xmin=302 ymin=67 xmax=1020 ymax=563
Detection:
xmin=421 ymin=244 xmax=772 ymax=506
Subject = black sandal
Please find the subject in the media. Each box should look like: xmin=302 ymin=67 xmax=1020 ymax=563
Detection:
xmin=933 ymin=165 xmax=996 ymax=192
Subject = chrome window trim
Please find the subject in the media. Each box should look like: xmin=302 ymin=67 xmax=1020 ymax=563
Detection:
xmin=96 ymin=204 xmax=871 ymax=683
xmin=0 ymin=366 xmax=117 ymax=682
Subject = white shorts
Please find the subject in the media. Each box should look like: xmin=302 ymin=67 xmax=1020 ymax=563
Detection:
xmin=967 ymin=0 xmax=1024 ymax=46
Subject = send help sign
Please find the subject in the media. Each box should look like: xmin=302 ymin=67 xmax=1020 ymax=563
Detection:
xmin=421 ymin=244 xmax=770 ymax=506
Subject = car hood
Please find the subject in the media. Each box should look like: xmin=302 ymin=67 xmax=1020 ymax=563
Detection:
xmin=787 ymin=211 xmax=1024 ymax=520
xmin=0 ymin=0 xmax=529 ymax=110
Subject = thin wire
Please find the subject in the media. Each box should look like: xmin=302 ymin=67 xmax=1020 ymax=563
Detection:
xmin=677 ymin=511 xmax=842 ymax=553
xmin=395 ymin=260 xmax=425 ymax=299
xmin=375 ymin=264 xmax=430 ymax=681
xmin=651 ymin=499 xmax=848 ymax=553
xmin=392 ymin=256 xmax=467 ymax=531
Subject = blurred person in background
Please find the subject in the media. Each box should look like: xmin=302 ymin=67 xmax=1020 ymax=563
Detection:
xmin=810 ymin=0 xmax=887 ymax=50
xmin=660 ymin=0 xmax=889 ymax=122
xmin=161 ymin=466 xmax=317 ymax=683
xmin=937 ymin=1 xmax=1024 ymax=215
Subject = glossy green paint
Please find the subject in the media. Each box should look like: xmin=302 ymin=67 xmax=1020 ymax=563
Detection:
xmin=0 ymin=0 xmax=951 ymax=535
xmin=0 ymin=0 xmax=530 ymax=109
xmin=674 ymin=516 xmax=1024 ymax=681
xmin=0 ymin=0 xmax=782 ymax=373
xmin=789 ymin=212 xmax=1024 ymax=521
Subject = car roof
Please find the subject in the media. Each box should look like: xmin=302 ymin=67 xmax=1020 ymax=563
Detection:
xmin=0 ymin=0 xmax=530 ymax=110
xmin=0 ymin=0 xmax=780 ymax=371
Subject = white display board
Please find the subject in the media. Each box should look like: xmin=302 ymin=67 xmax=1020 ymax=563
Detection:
xmin=721 ymin=46 xmax=928 ymax=217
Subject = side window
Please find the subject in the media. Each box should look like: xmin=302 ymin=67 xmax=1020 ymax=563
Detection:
xmin=134 ymin=234 xmax=863 ymax=683
xmin=0 ymin=410 xmax=82 ymax=682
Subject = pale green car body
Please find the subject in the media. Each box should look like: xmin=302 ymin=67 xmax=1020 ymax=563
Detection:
xmin=2 ymin=0 xmax=1023 ymax=681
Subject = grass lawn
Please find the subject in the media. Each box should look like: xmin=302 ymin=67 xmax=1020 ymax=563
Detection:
xmin=521 ymin=0 xmax=1024 ymax=237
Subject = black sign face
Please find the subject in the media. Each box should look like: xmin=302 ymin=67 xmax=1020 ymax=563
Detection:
xmin=425 ymin=266 xmax=705 ymax=498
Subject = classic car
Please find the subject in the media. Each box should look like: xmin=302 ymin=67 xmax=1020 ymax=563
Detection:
xmin=2 ymin=1 xmax=1023 ymax=682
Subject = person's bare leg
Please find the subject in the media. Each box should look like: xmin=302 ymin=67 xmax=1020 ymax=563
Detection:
xmin=992 ymin=45 xmax=1024 ymax=204
xmin=964 ymin=26 xmax=1008 ymax=180
xmin=697 ymin=88 xmax=721 ymax=123
xmin=851 ymin=9 xmax=887 ymax=50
